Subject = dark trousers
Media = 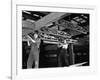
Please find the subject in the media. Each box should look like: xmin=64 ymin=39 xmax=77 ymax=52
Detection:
xmin=57 ymin=48 xmax=69 ymax=67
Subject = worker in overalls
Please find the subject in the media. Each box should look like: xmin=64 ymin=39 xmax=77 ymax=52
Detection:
xmin=57 ymin=40 xmax=69 ymax=67
xmin=27 ymin=31 xmax=40 ymax=69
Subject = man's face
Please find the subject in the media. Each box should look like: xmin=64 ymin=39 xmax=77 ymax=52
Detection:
xmin=34 ymin=34 xmax=38 ymax=39
xmin=64 ymin=40 xmax=67 ymax=44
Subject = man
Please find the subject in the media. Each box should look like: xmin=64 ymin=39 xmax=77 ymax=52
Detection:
xmin=27 ymin=31 xmax=41 ymax=68
xmin=57 ymin=40 xmax=69 ymax=67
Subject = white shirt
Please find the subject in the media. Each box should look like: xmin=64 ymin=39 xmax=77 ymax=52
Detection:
xmin=27 ymin=35 xmax=36 ymax=46
xmin=62 ymin=43 xmax=68 ymax=49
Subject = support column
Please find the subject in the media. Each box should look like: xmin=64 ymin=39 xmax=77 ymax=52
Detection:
xmin=69 ymin=43 xmax=75 ymax=65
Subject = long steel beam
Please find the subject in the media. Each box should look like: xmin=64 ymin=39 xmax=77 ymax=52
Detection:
xmin=34 ymin=12 xmax=68 ymax=30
